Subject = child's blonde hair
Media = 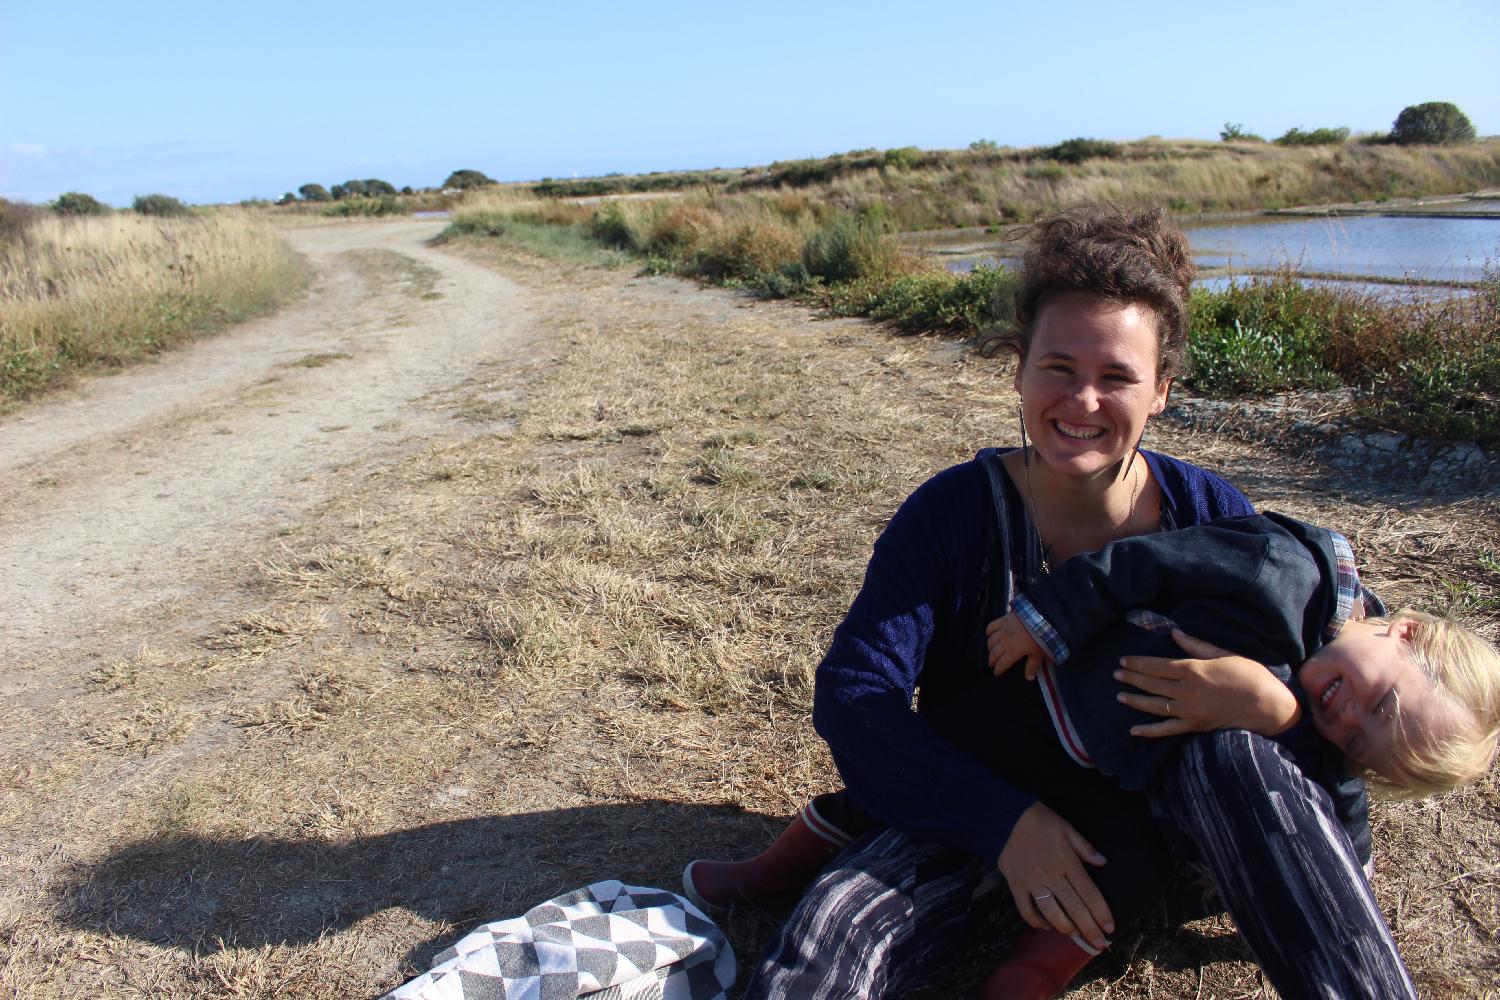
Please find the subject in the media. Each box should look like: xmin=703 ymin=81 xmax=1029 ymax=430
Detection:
xmin=1367 ymin=609 xmax=1500 ymax=798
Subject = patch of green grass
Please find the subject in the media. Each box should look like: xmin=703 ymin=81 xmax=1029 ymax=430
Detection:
xmin=443 ymin=217 xmax=627 ymax=268
xmin=694 ymin=445 xmax=757 ymax=487
xmin=704 ymin=430 xmax=762 ymax=448
xmin=152 ymin=783 xmax=209 ymax=837
xmin=285 ymin=352 xmax=352 ymax=368
xmin=342 ymin=249 xmax=443 ymax=299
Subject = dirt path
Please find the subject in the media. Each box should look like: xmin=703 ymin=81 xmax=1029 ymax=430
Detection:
xmin=1 ymin=221 xmax=532 ymax=666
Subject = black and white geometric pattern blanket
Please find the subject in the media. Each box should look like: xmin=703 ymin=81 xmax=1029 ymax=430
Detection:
xmin=381 ymin=880 xmax=735 ymax=1000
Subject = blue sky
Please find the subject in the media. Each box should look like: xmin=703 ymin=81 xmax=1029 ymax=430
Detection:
xmin=3 ymin=0 xmax=1497 ymax=206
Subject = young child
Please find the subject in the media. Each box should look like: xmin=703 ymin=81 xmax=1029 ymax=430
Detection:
xmin=985 ymin=511 xmax=1500 ymax=799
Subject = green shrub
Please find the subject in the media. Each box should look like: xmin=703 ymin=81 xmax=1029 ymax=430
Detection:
xmin=1274 ymin=127 xmax=1350 ymax=146
xmin=883 ymin=146 xmax=923 ymax=170
xmin=801 ymin=213 xmax=896 ymax=284
xmin=323 ymin=196 xmax=404 ymax=217
xmin=132 ymin=193 xmax=191 ymax=217
xmin=589 ymin=203 xmax=649 ymax=251
xmin=1187 ymin=319 xmax=1332 ymax=394
xmin=444 ymin=169 xmax=496 ymax=189
xmin=1188 ymin=278 xmax=1342 ymax=394
xmin=1389 ymin=102 xmax=1477 ymax=146
xmin=868 ymin=265 xmax=1017 ymax=334
xmin=53 ymin=192 xmax=110 ymax=216
xmin=1220 ymin=122 xmax=1265 ymax=142
xmin=0 ymin=198 xmax=43 ymax=241
xmin=757 ymin=260 xmax=814 ymax=298
xmin=298 ymin=183 xmax=331 ymax=202
xmin=1044 ymin=138 xmax=1122 ymax=164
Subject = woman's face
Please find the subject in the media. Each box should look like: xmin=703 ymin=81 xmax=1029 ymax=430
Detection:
xmin=1014 ymin=292 xmax=1170 ymax=480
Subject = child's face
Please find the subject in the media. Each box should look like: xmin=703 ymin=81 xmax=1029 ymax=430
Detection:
xmin=1301 ymin=618 xmax=1456 ymax=779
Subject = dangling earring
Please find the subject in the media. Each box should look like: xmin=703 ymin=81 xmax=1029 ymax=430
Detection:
xmin=1125 ymin=422 xmax=1145 ymax=477
xmin=1018 ymin=402 xmax=1030 ymax=463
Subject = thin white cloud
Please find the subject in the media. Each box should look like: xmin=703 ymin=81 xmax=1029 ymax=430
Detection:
xmin=7 ymin=142 xmax=47 ymax=159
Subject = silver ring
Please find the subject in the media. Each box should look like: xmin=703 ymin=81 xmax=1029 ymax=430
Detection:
xmin=1164 ymin=696 xmax=1174 ymax=714
xmin=1033 ymin=891 xmax=1053 ymax=901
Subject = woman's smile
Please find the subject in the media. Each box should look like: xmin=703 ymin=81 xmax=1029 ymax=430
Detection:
xmin=1053 ymin=420 xmax=1104 ymax=440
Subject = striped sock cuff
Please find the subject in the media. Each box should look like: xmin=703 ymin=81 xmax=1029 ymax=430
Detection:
xmin=801 ymin=799 xmax=855 ymax=848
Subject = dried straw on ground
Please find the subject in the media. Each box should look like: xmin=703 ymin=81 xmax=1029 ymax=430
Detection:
xmin=1 ymin=236 xmax=1495 ymax=998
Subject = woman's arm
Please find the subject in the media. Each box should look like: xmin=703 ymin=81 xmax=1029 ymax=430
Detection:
xmin=813 ymin=461 xmax=1038 ymax=862
xmin=1115 ymin=630 xmax=1300 ymax=737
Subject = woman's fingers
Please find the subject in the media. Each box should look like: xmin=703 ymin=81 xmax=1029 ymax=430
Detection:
xmin=1129 ymin=715 xmax=1192 ymax=738
xmin=1031 ymin=890 xmax=1077 ymax=937
xmin=1167 ymin=628 xmax=1234 ymax=659
xmin=1055 ymin=880 xmax=1108 ymax=946
xmin=1113 ymin=666 xmax=1175 ymax=699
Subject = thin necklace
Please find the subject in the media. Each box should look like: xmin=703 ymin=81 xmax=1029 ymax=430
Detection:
xmin=1023 ymin=447 xmax=1141 ymax=574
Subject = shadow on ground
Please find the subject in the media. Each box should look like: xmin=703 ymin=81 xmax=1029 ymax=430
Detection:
xmin=54 ymin=800 xmax=785 ymax=959
xmin=56 ymin=798 xmax=1252 ymax=994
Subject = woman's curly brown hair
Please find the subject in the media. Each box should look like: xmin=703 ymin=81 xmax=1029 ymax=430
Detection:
xmin=991 ymin=204 xmax=1196 ymax=380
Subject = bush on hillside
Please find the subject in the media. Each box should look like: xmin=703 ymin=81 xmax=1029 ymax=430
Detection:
xmin=132 ymin=193 xmax=191 ymax=216
xmin=1274 ymin=127 xmax=1350 ymax=146
xmin=0 ymin=198 xmax=43 ymax=242
xmin=333 ymin=179 xmax=398 ymax=199
xmin=1389 ymin=102 xmax=1477 ymax=145
xmin=802 ymin=213 xmax=896 ymax=284
xmin=1220 ymin=122 xmax=1266 ymax=142
xmin=53 ymin=192 xmax=110 ymax=216
xmin=323 ymin=196 xmax=404 ymax=217
xmin=589 ymin=203 xmax=650 ymax=252
xmin=883 ymin=146 xmax=924 ymax=170
xmin=1044 ymin=138 xmax=1122 ymax=164
xmin=299 ymin=183 xmax=332 ymax=202
xmin=868 ymin=265 xmax=1018 ymax=334
xmin=444 ymin=169 xmax=495 ymax=189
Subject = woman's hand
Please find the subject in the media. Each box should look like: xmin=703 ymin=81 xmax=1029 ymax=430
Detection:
xmin=1115 ymin=629 xmax=1301 ymax=738
xmin=985 ymin=613 xmax=1049 ymax=680
xmin=998 ymin=802 xmax=1113 ymax=950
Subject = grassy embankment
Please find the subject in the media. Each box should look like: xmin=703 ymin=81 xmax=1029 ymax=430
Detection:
xmin=532 ymin=137 xmax=1500 ymax=225
xmin=447 ymin=138 xmax=1500 ymax=445
xmin=0 ymin=208 xmax=309 ymax=401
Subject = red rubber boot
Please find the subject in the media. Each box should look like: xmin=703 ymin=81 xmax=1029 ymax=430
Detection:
xmin=972 ymin=927 xmax=1097 ymax=1000
xmin=682 ymin=800 xmax=851 ymax=912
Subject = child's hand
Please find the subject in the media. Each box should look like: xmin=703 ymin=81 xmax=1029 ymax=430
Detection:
xmin=986 ymin=613 xmax=1049 ymax=680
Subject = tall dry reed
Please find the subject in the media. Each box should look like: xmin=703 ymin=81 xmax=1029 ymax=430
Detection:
xmin=1 ymin=209 xmax=307 ymax=399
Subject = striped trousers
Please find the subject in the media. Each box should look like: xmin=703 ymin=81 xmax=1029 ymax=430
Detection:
xmin=743 ymin=731 xmax=1415 ymax=1000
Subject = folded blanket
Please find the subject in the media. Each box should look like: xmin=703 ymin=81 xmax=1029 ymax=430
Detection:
xmin=382 ymin=880 xmax=735 ymax=1000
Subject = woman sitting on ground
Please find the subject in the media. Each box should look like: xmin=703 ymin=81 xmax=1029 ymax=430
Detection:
xmin=686 ymin=204 xmax=1420 ymax=999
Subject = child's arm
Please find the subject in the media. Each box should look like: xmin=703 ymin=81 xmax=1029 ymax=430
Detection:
xmin=985 ymin=612 xmax=1049 ymax=680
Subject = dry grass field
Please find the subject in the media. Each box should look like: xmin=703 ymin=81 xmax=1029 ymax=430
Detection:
xmin=1 ymin=233 xmax=1496 ymax=998
xmin=0 ymin=208 xmax=307 ymax=402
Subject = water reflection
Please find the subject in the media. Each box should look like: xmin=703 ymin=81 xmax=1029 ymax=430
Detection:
xmin=933 ymin=214 xmax=1497 ymax=297
xmin=1183 ymin=216 xmax=1497 ymax=283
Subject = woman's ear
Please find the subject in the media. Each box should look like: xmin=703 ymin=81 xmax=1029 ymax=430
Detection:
xmin=1151 ymin=378 xmax=1173 ymax=416
xmin=1392 ymin=617 xmax=1422 ymax=643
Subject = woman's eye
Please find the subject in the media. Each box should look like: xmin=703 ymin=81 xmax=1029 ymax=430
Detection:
xmin=1375 ymin=689 xmax=1397 ymax=720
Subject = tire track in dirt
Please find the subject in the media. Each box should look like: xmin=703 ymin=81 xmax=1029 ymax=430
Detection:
xmin=0 ymin=220 xmax=535 ymax=666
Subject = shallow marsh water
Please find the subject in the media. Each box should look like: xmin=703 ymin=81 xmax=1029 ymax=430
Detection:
xmin=931 ymin=212 xmax=1500 ymax=295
